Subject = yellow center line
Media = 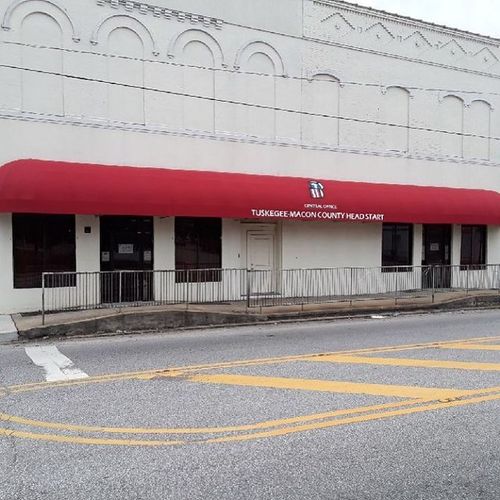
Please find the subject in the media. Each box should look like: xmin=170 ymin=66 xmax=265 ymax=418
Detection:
xmin=308 ymin=354 xmax=500 ymax=371
xmin=2 ymin=334 xmax=499 ymax=447
xmin=189 ymin=373 xmax=472 ymax=400
xmin=437 ymin=343 xmax=500 ymax=351
xmin=205 ymin=392 xmax=500 ymax=445
xmin=0 ymin=428 xmax=186 ymax=447
xmin=0 ymin=399 xmax=425 ymax=435
xmin=2 ymin=389 xmax=499 ymax=446
xmin=2 ymin=385 xmax=498 ymax=437
xmin=7 ymin=334 xmax=500 ymax=394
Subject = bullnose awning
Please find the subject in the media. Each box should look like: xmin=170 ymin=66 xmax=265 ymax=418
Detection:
xmin=0 ymin=159 xmax=499 ymax=224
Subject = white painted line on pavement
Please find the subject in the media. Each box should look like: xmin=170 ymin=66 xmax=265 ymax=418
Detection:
xmin=24 ymin=346 xmax=89 ymax=382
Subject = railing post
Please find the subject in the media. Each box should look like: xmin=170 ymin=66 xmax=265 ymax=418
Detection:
xmin=349 ymin=267 xmax=354 ymax=307
xmin=246 ymin=269 xmax=251 ymax=309
xmin=84 ymin=272 xmax=88 ymax=310
xmin=118 ymin=271 xmax=122 ymax=304
xmin=466 ymin=265 xmax=470 ymax=296
xmin=431 ymin=266 xmax=435 ymax=304
xmin=41 ymin=273 xmax=46 ymax=326
xmin=395 ymin=268 xmax=399 ymax=305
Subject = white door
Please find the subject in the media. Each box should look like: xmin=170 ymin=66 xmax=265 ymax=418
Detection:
xmin=247 ymin=231 xmax=276 ymax=294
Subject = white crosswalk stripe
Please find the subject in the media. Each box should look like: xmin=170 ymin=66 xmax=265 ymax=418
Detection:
xmin=24 ymin=345 xmax=88 ymax=382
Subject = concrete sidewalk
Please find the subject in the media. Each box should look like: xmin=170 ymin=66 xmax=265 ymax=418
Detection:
xmin=0 ymin=314 xmax=18 ymax=342
xmin=10 ymin=289 xmax=500 ymax=340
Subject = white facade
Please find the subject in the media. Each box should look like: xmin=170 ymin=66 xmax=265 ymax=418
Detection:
xmin=1 ymin=0 xmax=500 ymax=313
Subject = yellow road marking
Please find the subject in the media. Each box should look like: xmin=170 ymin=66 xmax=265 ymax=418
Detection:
xmin=310 ymin=354 xmax=500 ymax=371
xmin=0 ymin=428 xmax=185 ymax=447
xmin=1 ymin=391 xmax=498 ymax=447
xmin=438 ymin=343 xmax=500 ymax=351
xmin=189 ymin=374 xmax=470 ymax=399
xmin=8 ymin=334 xmax=500 ymax=395
xmin=1 ymin=334 xmax=498 ymax=446
xmin=206 ymin=392 xmax=500 ymax=444
xmin=0 ymin=399 xmax=424 ymax=435
xmin=2 ymin=385 xmax=498 ymax=436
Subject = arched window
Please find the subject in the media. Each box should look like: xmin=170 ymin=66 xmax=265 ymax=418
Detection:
xmin=168 ymin=30 xmax=223 ymax=133
xmin=107 ymin=27 xmax=145 ymax=124
xmin=182 ymin=40 xmax=216 ymax=132
xmin=242 ymin=52 xmax=276 ymax=138
xmin=235 ymin=42 xmax=284 ymax=140
xmin=467 ymin=100 xmax=491 ymax=160
xmin=381 ymin=86 xmax=410 ymax=152
xmin=440 ymin=95 xmax=464 ymax=157
xmin=303 ymin=74 xmax=340 ymax=146
xmin=21 ymin=12 xmax=64 ymax=115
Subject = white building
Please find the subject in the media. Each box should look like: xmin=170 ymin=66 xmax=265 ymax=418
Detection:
xmin=0 ymin=0 xmax=500 ymax=313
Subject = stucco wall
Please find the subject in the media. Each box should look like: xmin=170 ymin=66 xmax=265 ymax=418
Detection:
xmin=0 ymin=0 xmax=498 ymax=185
xmin=282 ymin=221 xmax=382 ymax=268
xmin=1 ymin=0 xmax=500 ymax=312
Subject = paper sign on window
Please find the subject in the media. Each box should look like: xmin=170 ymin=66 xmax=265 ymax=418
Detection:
xmin=118 ymin=244 xmax=134 ymax=254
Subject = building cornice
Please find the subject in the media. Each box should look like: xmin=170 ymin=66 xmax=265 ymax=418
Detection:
xmin=306 ymin=0 xmax=500 ymax=78
xmin=303 ymin=33 xmax=500 ymax=82
xmin=312 ymin=0 xmax=500 ymax=47
xmin=95 ymin=0 xmax=224 ymax=30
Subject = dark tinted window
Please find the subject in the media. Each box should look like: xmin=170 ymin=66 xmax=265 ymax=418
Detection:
xmin=382 ymin=223 xmax=413 ymax=271
xmin=13 ymin=214 xmax=76 ymax=288
xmin=175 ymin=218 xmax=221 ymax=282
xmin=460 ymin=225 xmax=486 ymax=268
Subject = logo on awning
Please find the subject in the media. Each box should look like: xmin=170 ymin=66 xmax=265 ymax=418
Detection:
xmin=309 ymin=180 xmax=325 ymax=199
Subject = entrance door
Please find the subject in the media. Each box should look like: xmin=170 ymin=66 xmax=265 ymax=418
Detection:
xmin=422 ymin=224 xmax=452 ymax=289
xmin=100 ymin=216 xmax=154 ymax=303
xmin=247 ymin=230 xmax=276 ymax=294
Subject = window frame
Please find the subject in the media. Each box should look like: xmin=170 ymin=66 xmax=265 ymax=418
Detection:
xmin=174 ymin=217 xmax=222 ymax=283
xmin=381 ymin=223 xmax=413 ymax=272
xmin=460 ymin=225 xmax=487 ymax=270
xmin=12 ymin=214 xmax=76 ymax=289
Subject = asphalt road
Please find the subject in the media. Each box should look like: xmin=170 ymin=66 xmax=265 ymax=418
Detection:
xmin=0 ymin=310 xmax=499 ymax=500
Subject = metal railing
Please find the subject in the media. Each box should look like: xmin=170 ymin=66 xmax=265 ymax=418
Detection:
xmin=41 ymin=268 xmax=247 ymax=324
xmin=246 ymin=265 xmax=500 ymax=307
xmin=41 ymin=264 xmax=500 ymax=323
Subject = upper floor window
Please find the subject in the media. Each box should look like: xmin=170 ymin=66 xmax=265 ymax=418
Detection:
xmin=382 ymin=86 xmax=410 ymax=152
xmin=468 ymin=100 xmax=492 ymax=161
xmin=305 ymin=74 xmax=340 ymax=146
xmin=440 ymin=95 xmax=464 ymax=157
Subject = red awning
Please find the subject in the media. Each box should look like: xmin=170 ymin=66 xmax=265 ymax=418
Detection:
xmin=0 ymin=159 xmax=499 ymax=224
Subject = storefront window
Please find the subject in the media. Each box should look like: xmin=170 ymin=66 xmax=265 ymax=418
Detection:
xmin=13 ymin=214 xmax=76 ymax=288
xmin=175 ymin=217 xmax=222 ymax=282
xmin=382 ymin=223 xmax=413 ymax=271
xmin=460 ymin=225 xmax=486 ymax=269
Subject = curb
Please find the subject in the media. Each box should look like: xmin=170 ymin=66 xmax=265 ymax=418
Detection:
xmin=0 ymin=332 xmax=18 ymax=343
xmin=17 ymin=309 xmax=268 ymax=340
xmin=15 ymin=294 xmax=500 ymax=341
xmin=0 ymin=314 xmax=18 ymax=343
